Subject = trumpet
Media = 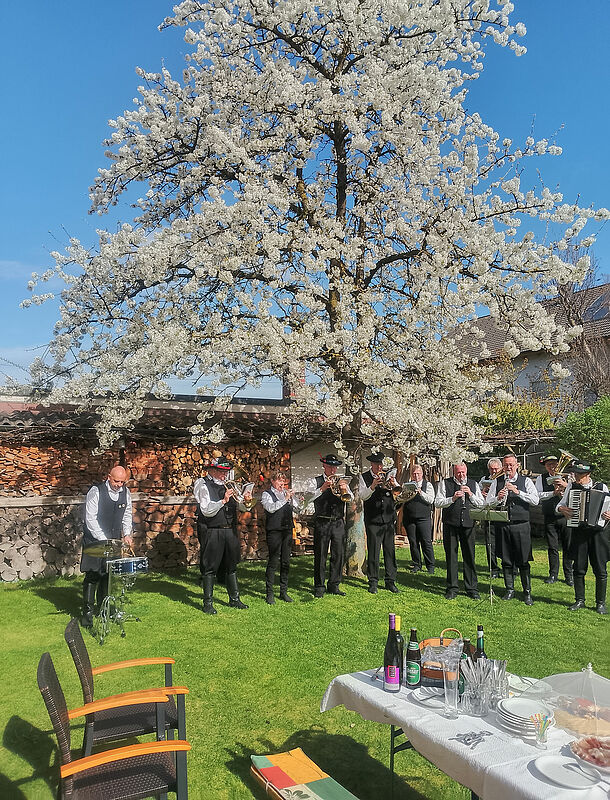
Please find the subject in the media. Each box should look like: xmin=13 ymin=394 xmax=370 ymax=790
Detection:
xmin=329 ymin=475 xmax=351 ymax=502
xmin=380 ymin=469 xmax=403 ymax=496
xmin=225 ymin=465 xmax=257 ymax=510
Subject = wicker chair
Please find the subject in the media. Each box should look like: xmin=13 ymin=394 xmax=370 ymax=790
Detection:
xmin=37 ymin=652 xmax=190 ymax=800
xmin=64 ymin=619 xmax=187 ymax=756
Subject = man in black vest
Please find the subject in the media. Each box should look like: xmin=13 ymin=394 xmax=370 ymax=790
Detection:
xmin=359 ymin=453 xmax=400 ymax=593
xmin=479 ymin=457 xmax=503 ymax=579
xmin=194 ymin=457 xmax=252 ymax=615
xmin=401 ymin=464 xmax=435 ymax=576
xmin=535 ymin=454 xmax=571 ymax=585
xmin=261 ymin=472 xmax=297 ymax=604
xmin=80 ymin=465 xmax=133 ymax=628
xmin=486 ymin=454 xmax=539 ymax=605
xmin=557 ymin=461 xmax=609 ymax=614
xmin=434 ymin=463 xmax=484 ymax=600
xmin=305 ymin=454 xmax=353 ymax=598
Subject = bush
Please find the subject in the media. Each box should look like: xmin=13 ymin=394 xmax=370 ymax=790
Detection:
xmin=555 ymin=396 xmax=610 ymax=482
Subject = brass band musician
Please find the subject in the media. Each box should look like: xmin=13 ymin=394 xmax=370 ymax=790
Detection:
xmin=557 ymin=461 xmax=609 ymax=615
xmin=401 ymin=464 xmax=435 ymax=576
xmin=358 ymin=453 xmax=401 ymax=594
xmin=535 ymin=454 xmax=571 ymax=586
xmin=261 ymin=473 xmax=298 ymax=604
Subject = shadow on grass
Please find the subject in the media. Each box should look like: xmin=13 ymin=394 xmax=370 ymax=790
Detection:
xmin=29 ymin=576 xmax=81 ymax=618
xmin=2 ymin=716 xmax=57 ymax=799
xmin=227 ymin=727 xmax=429 ymax=800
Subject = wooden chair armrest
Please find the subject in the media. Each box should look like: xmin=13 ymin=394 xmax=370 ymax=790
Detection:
xmin=92 ymin=657 xmax=175 ymax=675
xmin=70 ymin=686 xmax=188 ymax=707
xmin=60 ymin=739 xmax=190 ymax=778
xmin=68 ymin=691 xmax=169 ymax=719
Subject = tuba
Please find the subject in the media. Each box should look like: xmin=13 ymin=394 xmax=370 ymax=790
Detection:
xmin=553 ymin=449 xmax=577 ymax=479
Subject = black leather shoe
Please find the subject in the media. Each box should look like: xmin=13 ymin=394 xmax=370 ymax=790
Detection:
xmin=444 ymin=590 xmax=457 ymax=600
xmin=266 ymin=593 xmax=275 ymax=605
xmin=490 ymin=571 xmax=499 ymax=579
xmin=503 ymin=589 xmax=515 ymax=601
xmin=596 ymin=602 xmax=607 ymax=615
xmin=368 ymin=585 xmax=378 ymax=594
xmin=410 ymin=566 xmax=422 ymax=573
xmin=203 ymin=600 xmax=217 ymax=615
xmin=427 ymin=569 xmax=436 ymax=575
xmin=543 ymin=575 xmax=557 ymax=584
xmin=569 ymin=599 xmax=586 ymax=611
xmin=523 ymin=592 xmax=534 ymax=606
xmin=467 ymin=592 xmax=481 ymax=601
xmin=313 ymin=590 xmax=325 ymax=598
xmin=565 ymin=576 xmax=574 ymax=587
xmin=279 ymin=591 xmax=293 ymax=603
xmin=385 ymin=583 xmax=400 ymax=594
xmin=328 ymin=588 xmax=346 ymax=596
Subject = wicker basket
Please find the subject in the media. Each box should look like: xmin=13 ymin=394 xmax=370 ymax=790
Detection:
xmin=419 ymin=628 xmax=473 ymax=686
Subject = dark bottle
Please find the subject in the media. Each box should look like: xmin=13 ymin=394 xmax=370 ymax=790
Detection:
xmin=395 ymin=615 xmax=405 ymax=686
xmin=383 ymin=614 xmax=401 ymax=692
xmin=405 ymin=628 xmax=421 ymax=688
xmin=474 ymin=625 xmax=487 ymax=661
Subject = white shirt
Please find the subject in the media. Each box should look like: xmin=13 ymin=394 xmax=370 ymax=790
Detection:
xmin=358 ymin=470 xmax=386 ymax=502
xmin=486 ymin=473 xmax=539 ymax=507
xmin=411 ymin=480 xmax=435 ymax=504
xmin=193 ymin=475 xmax=249 ymax=516
xmin=534 ymin=472 xmax=567 ymax=501
xmin=261 ymin=487 xmax=299 ymax=514
xmin=556 ymin=479 xmax=609 ymax=527
xmin=85 ymin=480 xmax=132 ymax=541
xmin=434 ymin=477 xmax=484 ymax=509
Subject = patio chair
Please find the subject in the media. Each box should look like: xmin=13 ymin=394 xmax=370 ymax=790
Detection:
xmin=37 ymin=651 xmax=190 ymax=800
xmin=64 ymin=618 xmax=188 ymax=756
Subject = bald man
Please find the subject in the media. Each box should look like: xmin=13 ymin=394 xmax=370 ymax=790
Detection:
xmin=80 ymin=466 xmax=133 ymax=627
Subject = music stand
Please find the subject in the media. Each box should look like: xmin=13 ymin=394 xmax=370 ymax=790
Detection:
xmin=469 ymin=508 xmax=509 ymax=605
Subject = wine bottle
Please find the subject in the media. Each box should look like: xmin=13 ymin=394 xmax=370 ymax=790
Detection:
xmin=395 ymin=615 xmax=405 ymax=685
xmin=383 ymin=614 xmax=401 ymax=692
xmin=474 ymin=624 xmax=487 ymax=661
xmin=405 ymin=627 xmax=421 ymax=688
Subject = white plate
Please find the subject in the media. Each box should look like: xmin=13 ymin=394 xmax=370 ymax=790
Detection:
xmin=498 ymin=709 xmax=554 ymax=727
xmin=496 ymin=717 xmax=537 ymax=740
xmin=534 ymin=755 xmax=600 ymax=789
xmin=411 ymin=687 xmax=445 ymax=709
xmin=497 ymin=697 xmax=551 ymax=720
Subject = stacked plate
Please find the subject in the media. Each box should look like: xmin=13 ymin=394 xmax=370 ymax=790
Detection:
xmin=496 ymin=697 xmax=554 ymax=740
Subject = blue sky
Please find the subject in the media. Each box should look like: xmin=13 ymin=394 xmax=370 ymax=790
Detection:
xmin=1 ymin=0 xmax=608 ymax=389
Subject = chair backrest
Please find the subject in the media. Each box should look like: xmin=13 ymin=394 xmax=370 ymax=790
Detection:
xmin=64 ymin=618 xmax=95 ymax=704
xmin=37 ymin=652 xmax=74 ymax=797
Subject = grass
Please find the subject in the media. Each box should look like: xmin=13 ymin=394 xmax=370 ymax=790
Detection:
xmin=0 ymin=541 xmax=608 ymax=800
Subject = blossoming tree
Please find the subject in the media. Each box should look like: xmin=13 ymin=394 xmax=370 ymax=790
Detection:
xmin=27 ymin=0 xmax=607 ymax=463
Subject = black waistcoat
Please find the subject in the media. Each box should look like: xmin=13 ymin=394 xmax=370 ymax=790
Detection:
xmin=495 ymin=474 xmax=530 ymax=522
xmin=313 ymin=475 xmax=345 ymax=519
xmin=84 ymin=483 xmax=127 ymax=543
xmin=540 ymin=471 xmax=560 ymax=520
xmin=442 ymin=477 xmax=477 ymax=528
xmin=362 ymin=470 xmax=396 ymax=525
xmin=196 ymin=476 xmax=237 ymax=533
xmin=402 ymin=481 xmax=433 ymax=522
xmin=265 ymin=488 xmax=294 ymax=531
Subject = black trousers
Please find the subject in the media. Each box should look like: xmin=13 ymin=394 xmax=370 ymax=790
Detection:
xmin=496 ymin=522 xmax=532 ymax=568
xmin=543 ymin=516 xmax=573 ymax=577
xmin=443 ymin=524 xmax=477 ymax=593
xmin=313 ymin=518 xmax=345 ymax=591
xmin=484 ymin=523 xmax=499 ymax=573
xmin=366 ymin=520 xmax=398 ymax=584
xmin=200 ymin=527 xmax=240 ymax=578
xmin=266 ymin=528 xmax=292 ymax=590
xmin=403 ymin=517 xmax=435 ymax=572
xmin=569 ymin=525 xmax=609 ymax=579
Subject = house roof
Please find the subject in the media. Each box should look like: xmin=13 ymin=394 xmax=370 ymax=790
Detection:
xmin=466 ymin=282 xmax=609 ymax=361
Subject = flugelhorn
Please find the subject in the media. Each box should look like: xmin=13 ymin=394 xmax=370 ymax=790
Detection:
xmin=329 ymin=475 xmax=351 ymax=502
xmin=226 ymin=465 xmax=257 ymax=510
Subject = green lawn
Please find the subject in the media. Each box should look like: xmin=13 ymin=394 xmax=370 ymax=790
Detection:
xmin=1 ymin=542 xmax=608 ymax=800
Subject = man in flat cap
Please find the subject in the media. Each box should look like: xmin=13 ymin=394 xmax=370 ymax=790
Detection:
xmin=535 ymin=454 xmax=572 ymax=586
xmin=359 ymin=453 xmax=401 ymax=593
xmin=557 ymin=462 xmax=609 ymax=614
xmin=304 ymin=454 xmax=353 ymax=598
xmin=194 ymin=457 xmax=252 ymax=614
xmin=80 ymin=465 xmax=133 ymax=628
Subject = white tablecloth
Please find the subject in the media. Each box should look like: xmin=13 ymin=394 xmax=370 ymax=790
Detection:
xmin=321 ymin=670 xmax=607 ymax=800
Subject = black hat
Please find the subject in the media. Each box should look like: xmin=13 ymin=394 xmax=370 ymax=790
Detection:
xmin=366 ymin=453 xmax=386 ymax=464
xmin=540 ymin=454 xmax=559 ymax=463
xmin=572 ymin=461 xmax=592 ymax=474
xmin=209 ymin=457 xmax=232 ymax=471
xmin=320 ymin=454 xmax=342 ymax=466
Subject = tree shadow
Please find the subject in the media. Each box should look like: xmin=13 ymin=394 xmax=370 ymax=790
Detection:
xmin=2 ymin=716 xmax=57 ymax=799
xmin=226 ymin=728 xmax=430 ymax=800
xmin=29 ymin=576 xmax=81 ymax=618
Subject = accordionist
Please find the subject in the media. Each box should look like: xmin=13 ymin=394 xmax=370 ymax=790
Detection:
xmin=557 ymin=461 xmax=610 ymax=615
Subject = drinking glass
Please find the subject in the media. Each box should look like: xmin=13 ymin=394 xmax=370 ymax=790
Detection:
xmin=443 ymin=662 xmax=459 ymax=719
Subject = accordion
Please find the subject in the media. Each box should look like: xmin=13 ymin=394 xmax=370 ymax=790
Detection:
xmin=566 ymin=487 xmax=610 ymax=528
